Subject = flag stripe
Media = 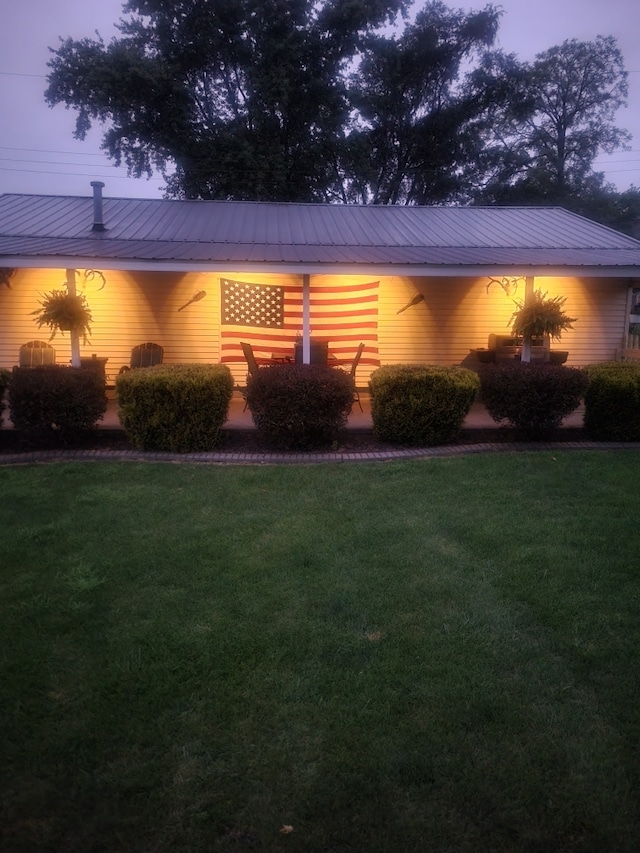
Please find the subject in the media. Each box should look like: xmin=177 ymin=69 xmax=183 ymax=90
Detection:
xmin=220 ymin=278 xmax=379 ymax=365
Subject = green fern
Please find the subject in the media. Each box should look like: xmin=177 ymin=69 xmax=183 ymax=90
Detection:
xmin=510 ymin=290 xmax=576 ymax=341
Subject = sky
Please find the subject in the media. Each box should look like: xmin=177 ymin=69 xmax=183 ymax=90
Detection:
xmin=1 ymin=0 xmax=639 ymax=200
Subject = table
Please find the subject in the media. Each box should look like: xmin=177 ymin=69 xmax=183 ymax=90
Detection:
xmin=80 ymin=355 xmax=109 ymax=377
xmin=294 ymin=341 xmax=329 ymax=365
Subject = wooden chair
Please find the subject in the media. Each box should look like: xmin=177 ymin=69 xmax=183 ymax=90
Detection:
xmin=19 ymin=340 xmax=56 ymax=367
xmin=240 ymin=342 xmax=260 ymax=410
xmin=349 ymin=343 xmax=366 ymax=412
xmin=119 ymin=342 xmax=164 ymax=373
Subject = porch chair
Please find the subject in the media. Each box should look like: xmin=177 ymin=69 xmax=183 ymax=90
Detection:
xmin=241 ymin=342 xmax=260 ymax=377
xmin=119 ymin=342 xmax=164 ymax=374
xmin=19 ymin=340 xmax=56 ymax=367
xmin=240 ymin=342 xmax=260 ymax=410
xmin=349 ymin=342 xmax=366 ymax=412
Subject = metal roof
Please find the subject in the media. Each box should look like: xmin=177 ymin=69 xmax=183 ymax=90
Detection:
xmin=1 ymin=192 xmax=639 ymax=276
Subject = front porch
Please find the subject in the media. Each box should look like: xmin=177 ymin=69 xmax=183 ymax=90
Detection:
xmin=91 ymin=389 xmax=586 ymax=433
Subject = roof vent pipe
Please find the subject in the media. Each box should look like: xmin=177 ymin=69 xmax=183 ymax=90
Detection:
xmin=90 ymin=181 xmax=106 ymax=232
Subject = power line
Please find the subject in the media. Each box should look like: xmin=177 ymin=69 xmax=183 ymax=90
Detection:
xmin=1 ymin=67 xmax=640 ymax=79
xmin=0 ymin=156 xmax=127 ymax=168
xmin=0 ymin=165 xmax=160 ymax=181
xmin=595 ymin=149 xmax=640 ymax=157
xmin=595 ymin=159 xmax=640 ymax=166
xmin=2 ymin=143 xmax=638 ymax=166
xmin=0 ymin=146 xmax=109 ymax=158
xmin=0 ymin=71 xmax=47 ymax=78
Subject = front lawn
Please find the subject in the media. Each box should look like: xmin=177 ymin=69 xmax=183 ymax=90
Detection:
xmin=1 ymin=453 xmax=639 ymax=851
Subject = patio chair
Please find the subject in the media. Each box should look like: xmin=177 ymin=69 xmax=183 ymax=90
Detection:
xmin=241 ymin=342 xmax=260 ymax=377
xmin=349 ymin=343 xmax=366 ymax=412
xmin=240 ymin=342 xmax=260 ymax=410
xmin=119 ymin=342 xmax=164 ymax=374
xmin=19 ymin=340 xmax=56 ymax=367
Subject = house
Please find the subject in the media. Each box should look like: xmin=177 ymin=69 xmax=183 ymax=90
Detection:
xmin=1 ymin=183 xmax=640 ymax=387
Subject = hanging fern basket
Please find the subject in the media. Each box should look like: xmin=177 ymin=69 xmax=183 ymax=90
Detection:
xmin=510 ymin=290 xmax=577 ymax=342
xmin=30 ymin=289 xmax=93 ymax=343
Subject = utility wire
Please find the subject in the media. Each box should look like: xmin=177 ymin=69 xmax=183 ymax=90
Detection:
xmin=0 ymin=146 xmax=110 ymax=158
xmin=0 ymin=166 xmax=160 ymax=181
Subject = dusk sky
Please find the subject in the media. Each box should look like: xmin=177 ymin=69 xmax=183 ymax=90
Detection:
xmin=1 ymin=0 xmax=638 ymax=199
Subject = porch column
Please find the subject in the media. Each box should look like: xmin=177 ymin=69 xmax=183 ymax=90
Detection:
xmin=302 ymin=273 xmax=311 ymax=364
xmin=66 ymin=268 xmax=81 ymax=368
xmin=521 ymin=275 xmax=535 ymax=363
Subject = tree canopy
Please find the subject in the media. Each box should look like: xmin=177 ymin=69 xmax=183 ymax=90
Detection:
xmin=342 ymin=2 xmax=508 ymax=204
xmin=45 ymin=0 xmax=633 ymax=220
xmin=46 ymin=0 xmax=412 ymax=201
xmin=476 ymin=36 xmax=630 ymax=206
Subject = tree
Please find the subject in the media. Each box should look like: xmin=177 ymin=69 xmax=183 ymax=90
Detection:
xmin=45 ymin=0 xmax=410 ymax=201
xmin=477 ymin=36 xmax=631 ymax=205
xmin=342 ymin=1 xmax=506 ymax=204
xmin=46 ymin=0 xmax=517 ymax=203
xmin=568 ymin=184 xmax=640 ymax=237
xmin=47 ymin=3 xmax=631 ymax=207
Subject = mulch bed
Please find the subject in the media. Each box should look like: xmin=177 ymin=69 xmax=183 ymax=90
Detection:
xmin=0 ymin=425 xmax=591 ymax=455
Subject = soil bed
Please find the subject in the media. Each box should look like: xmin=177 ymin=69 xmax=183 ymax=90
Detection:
xmin=0 ymin=425 xmax=590 ymax=455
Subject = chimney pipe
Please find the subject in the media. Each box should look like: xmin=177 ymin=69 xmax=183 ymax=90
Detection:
xmin=90 ymin=181 xmax=106 ymax=232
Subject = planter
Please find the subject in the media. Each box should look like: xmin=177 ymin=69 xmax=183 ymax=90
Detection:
xmin=549 ymin=350 xmax=569 ymax=365
xmin=496 ymin=346 xmax=521 ymax=361
xmin=31 ymin=289 xmax=93 ymax=343
xmin=474 ymin=348 xmax=495 ymax=364
xmin=510 ymin=290 xmax=576 ymax=344
xmin=80 ymin=356 xmax=108 ymax=378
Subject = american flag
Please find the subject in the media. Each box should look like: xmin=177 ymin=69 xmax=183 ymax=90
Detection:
xmin=220 ymin=278 xmax=380 ymax=366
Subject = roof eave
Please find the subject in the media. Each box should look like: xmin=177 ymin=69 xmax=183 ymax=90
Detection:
xmin=2 ymin=255 xmax=639 ymax=278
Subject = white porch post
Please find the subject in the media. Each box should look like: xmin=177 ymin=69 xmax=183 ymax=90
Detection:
xmin=624 ymin=282 xmax=635 ymax=350
xmin=66 ymin=268 xmax=81 ymax=367
xmin=521 ymin=275 xmax=535 ymax=363
xmin=302 ymin=273 xmax=311 ymax=364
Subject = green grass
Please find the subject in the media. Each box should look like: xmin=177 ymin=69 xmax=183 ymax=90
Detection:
xmin=1 ymin=453 xmax=639 ymax=851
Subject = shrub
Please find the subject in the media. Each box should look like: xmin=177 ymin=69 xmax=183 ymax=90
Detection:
xmin=0 ymin=368 xmax=10 ymax=427
xmin=9 ymin=365 xmax=107 ymax=441
xmin=370 ymin=365 xmax=480 ymax=446
xmin=245 ymin=364 xmax=353 ymax=450
xmin=582 ymin=362 xmax=640 ymax=441
xmin=116 ymin=364 xmax=234 ymax=452
xmin=481 ymin=362 xmax=587 ymax=437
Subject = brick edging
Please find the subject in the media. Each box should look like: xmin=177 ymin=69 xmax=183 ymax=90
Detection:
xmin=1 ymin=441 xmax=640 ymax=466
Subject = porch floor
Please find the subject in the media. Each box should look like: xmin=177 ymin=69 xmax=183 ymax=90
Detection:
xmin=0 ymin=390 xmax=587 ymax=432
xmin=85 ymin=391 xmax=585 ymax=432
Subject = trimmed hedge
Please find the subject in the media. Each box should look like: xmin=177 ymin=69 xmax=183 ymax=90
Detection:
xmin=370 ymin=365 xmax=480 ymax=446
xmin=245 ymin=363 xmax=354 ymax=450
xmin=0 ymin=368 xmax=10 ymax=427
xmin=9 ymin=365 xmax=107 ymax=440
xmin=116 ymin=364 xmax=234 ymax=452
xmin=481 ymin=362 xmax=587 ymax=437
xmin=582 ymin=361 xmax=640 ymax=441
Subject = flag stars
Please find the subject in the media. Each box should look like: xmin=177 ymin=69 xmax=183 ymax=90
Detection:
xmin=222 ymin=279 xmax=284 ymax=328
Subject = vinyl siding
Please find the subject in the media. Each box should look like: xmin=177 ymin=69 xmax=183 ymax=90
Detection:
xmin=0 ymin=269 xmax=629 ymax=386
xmin=375 ymin=274 xmax=628 ymax=367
